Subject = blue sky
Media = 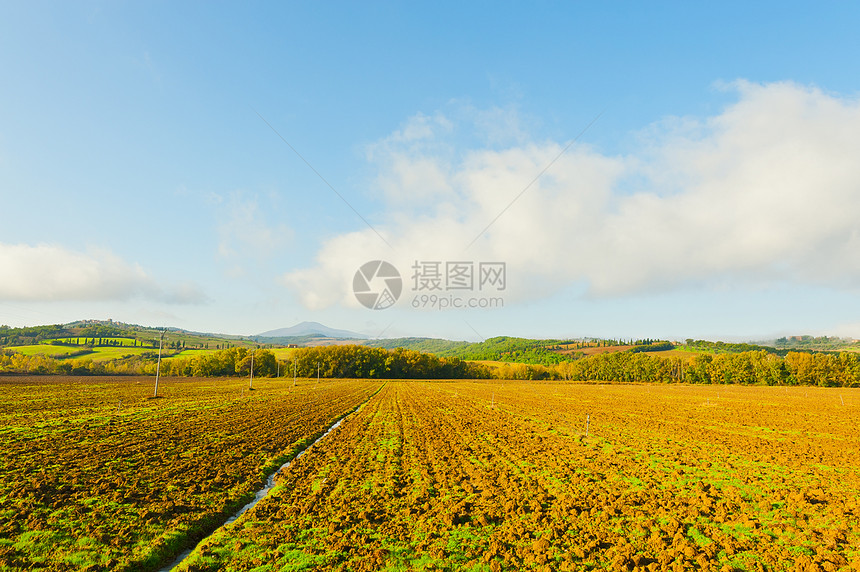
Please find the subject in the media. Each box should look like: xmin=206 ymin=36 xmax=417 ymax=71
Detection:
xmin=3 ymin=2 xmax=860 ymax=342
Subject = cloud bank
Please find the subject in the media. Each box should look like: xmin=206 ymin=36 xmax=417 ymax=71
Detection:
xmin=0 ymin=243 xmax=206 ymax=303
xmin=283 ymin=81 xmax=860 ymax=309
xmin=209 ymin=190 xmax=293 ymax=278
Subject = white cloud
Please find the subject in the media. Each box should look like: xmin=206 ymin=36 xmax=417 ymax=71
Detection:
xmin=212 ymin=191 xmax=292 ymax=263
xmin=282 ymin=81 xmax=860 ymax=308
xmin=0 ymin=243 xmax=206 ymax=303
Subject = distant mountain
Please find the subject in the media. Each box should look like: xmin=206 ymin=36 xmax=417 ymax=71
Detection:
xmin=257 ymin=321 xmax=368 ymax=340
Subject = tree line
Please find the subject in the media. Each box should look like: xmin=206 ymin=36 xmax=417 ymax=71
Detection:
xmin=0 ymin=345 xmax=490 ymax=380
xmin=2 ymin=345 xmax=860 ymax=387
xmin=158 ymin=345 xmax=487 ymax=379
xmin=550 ymin=350 xmax=860 ymax=386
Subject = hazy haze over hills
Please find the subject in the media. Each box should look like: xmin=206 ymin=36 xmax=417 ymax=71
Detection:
xmin=257 ymin=322 xmax=368 ymax=339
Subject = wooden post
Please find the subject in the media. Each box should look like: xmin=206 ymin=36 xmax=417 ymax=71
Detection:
xmin=585 ymin=414 xmax=590 ymax=438
xmin=249 ymin=349 xmax=254 ymax=390
xmin=153 ymin=329 xmax=165 ymax=398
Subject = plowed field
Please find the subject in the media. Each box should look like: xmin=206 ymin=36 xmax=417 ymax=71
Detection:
xmin=179 ymin=382 xmax=860 ymax=572
xmin=0 ymin=376 xmax=377 ymax=570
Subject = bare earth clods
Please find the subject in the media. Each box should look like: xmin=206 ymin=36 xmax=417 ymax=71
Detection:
xmin=179 ymin=382 xmax=860 ymax=572
xmin=0 ymin=376 xmax=376 ymax=571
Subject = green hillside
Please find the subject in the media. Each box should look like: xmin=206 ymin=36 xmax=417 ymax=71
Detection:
xmin=365 ymin=336 xmax=572 ymax=365
xmin=0 ymin=320 xmax=256 ymax=351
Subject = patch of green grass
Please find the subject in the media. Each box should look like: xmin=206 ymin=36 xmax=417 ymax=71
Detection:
xmin=620 ymin=474 xmax=645 ymax=489
xmin=275 ymin=548 xmax=331 ymax=571
xmin=63 ymin=550 xmax=104 ymax=567
xmin=164 ymin=348 xmax=222 ymax=360
xmin=687 ymin=525 xmax=713 ymax=546
xmin=785 ymin=545 xmax=815 ymax=556
xmin=86 ymin=346 xmax=154 ymax=362
xmin=13 ymin=530 xmax=60 ymax=558
xmin=10 ymin=344 xmax=156 ymax=362
xmin=722 ymin=550 xmax=768 ymax=572
xmin=11 ymin=344 xmax=85 ymax=357
xmin=378 ymin=433 xmax=401 ymax=451
xmin=716 ymin=521 xmax=756 ymax=541
xmin=399 ymin=552 xmax=447 ymax=570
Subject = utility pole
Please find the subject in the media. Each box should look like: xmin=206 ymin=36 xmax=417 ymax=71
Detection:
xmin=249 ymin=348 xmax=254 ymax=390
xmin=153 ymin=329 xmax=166 ymax=398
xmin=317 ymin=362 xmax=320 ymax=383
xmin=293 ymin=359 xmax=297 ymax=387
